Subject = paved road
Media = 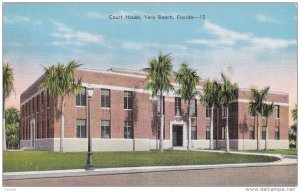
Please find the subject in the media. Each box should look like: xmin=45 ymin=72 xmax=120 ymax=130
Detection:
xmin=3 ymin=165 xmax=297 ymax=187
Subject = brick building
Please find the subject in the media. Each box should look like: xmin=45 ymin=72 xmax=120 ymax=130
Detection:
xmin=20 ymin=68 xmax=289 ymax=151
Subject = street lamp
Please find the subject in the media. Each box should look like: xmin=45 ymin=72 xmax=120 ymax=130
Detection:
xmin=85 ymin=85 xmax=95 ymax=171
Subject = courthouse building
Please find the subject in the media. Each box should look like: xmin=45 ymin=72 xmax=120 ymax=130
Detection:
xmin=20 ymin=68 xmax=290 ymax=151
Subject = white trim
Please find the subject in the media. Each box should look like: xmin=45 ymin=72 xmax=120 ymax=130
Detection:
xmin=20 ymin=89 xmax=43 ymax=106
xmin=236 ymin=99 xmax=289 ymax=106
xmin=79 ymin=68 xmax=147 ymax=79
xmin=101 ymin=107 xmax=111 ymax=110
xmin=239 ymin=88 xmax=289 ymax=96
xmin=76 ymin=105 xmax=86 ymax=108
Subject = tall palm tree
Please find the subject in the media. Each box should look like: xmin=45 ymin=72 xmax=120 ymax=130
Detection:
xmin=174 ymin=62 xmax=200 ymax=151
xmin=219 ymin=72 xmax=239 ymax=153
xmin=40 ymin=60 xmax=82 ymax=153
xmin=248 ymin=86 xmax=270 ymax=151
xmin=143 ymin=52 xmax=174 ymax=153
xmin=200 ymin=79 xmax=221 ymax=150
xmin=262 ymin=103 xmax=274 ymax=150
xmin=3 ymin=63 xmax=15 ymax=151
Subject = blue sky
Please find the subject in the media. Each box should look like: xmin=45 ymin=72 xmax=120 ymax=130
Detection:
xmin=3 ymin=3 xmax=298 ymax=113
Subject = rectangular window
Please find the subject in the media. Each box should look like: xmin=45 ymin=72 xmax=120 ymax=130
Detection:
xmin=41 ymin=92 xmax=44 ymax=105
xmin=47 ymin=119 xmax=50 ymax=138
xmin=33 ymin=98 xmax=35 ymax=114
xmin=76 ymin=119 xmax=86 ymax=138
xmin=37 ymin=95 xmax=40 ymax=112
xmin=222 ymin=106 xmax=227 ymax=118
xmin=249 ymin=126 xmax=255 ymax=140
xmin=124 ymin=91 xmax=133 ymax=110
xmin=262 ymin=127 xmax=266 ymax=140
xmin=157 ymin=96 xmax=165 ymax=116
xmin=190 ymin=99 xmax=197 ymax=117
xmin=206 ymin=127 xmax=210 ymax=140
xmin=275 ymin=127 xmax=280 ymax=140
xmin=76 ymin=88 xmax=86 ymax=106
xmin=47 ymin=92 xmax=50 ymax=107
xmin=191 ymin=126 xmax=197 ymax=140
xmin=101 ymin=89 xmax=110 ymax=108
xmin=124 ymin=121 xmax=133 ymax=139
xmin=222 ymin=127 xmax=226 ymax=140
xmin=101 ymin=120 xmax=110 ymax=139
xmin=175 ymin=97 xmax=181 ymax=116
xmin=206 ymin=107 xmax=211 ymax=118
xmin=275 ymin=105 xmax=280 ymax=119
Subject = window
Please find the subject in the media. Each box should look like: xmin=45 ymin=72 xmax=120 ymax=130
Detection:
xmin=206 ymin=107 xmax=211 ymax=118
xmin=190 ymin=99 xmax=197 ymax=117
xmin=124 ymin=121 xmax=133 ymax=139
xmin=175 ymin=97 xmax=181 ymax=116
xmin=222 ymin=106 xmax=227 ymax=118
xmin=76 ymin=119 xmax=86 ymax=138
xmin=37 ymin=95 xmax=40 ymax=112
xmin=191 ymin=126 xmax=197 ymax=140
xmin=47 ymin=119 xmax=50 ymax=138
xmin=275 ymin=105 xmax=280 ymax=119
xmin=47 ymin=92 xmax=50 ymax=107
xmin=206 ymin=127 xmax=210 ymax=140
xmin=157 ymin=96 xmax=165 ymax=116
xmin=101 ymin=120 xmax=110 ymax=138
xmin=101 ymin=89 xmax=110 ymax=108
xmin=124 ymin=91 xmax=133 ymax=110
xmin=76 ymin=88 xmax=86 ymax=106
xmin=41 ymin=92 xmax=44 ymax=105
xmin=250 ymin=112 xmax=255 ymax=118
xmin=249 ymin=126 xmax=255 ymax=140
xmin=262 ymin=127 xmax=266 ymax=140
xmin=275 ymin=127 xmax=280 ymax=140
xmin=222 ymin=127 xmax=226 ymax=140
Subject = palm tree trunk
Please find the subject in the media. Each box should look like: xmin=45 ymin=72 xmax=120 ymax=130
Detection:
xmin=159 ymin=93 xmax=164 ymax=153
xmin=216 ymin=107 xmax=219 ymax=149
xmin=187 ymin=100 xmax=191 ymax=151
xmin=226 ymin=106 xmax=230 ymax=152
xmin=3 ymin=93 xmax=7 ymax=151
xmin=265 ymin=118 xmax=268 ymax=150
xmin=257 ymin=115 xmax=260 ymax=151
xmin=210 ymin=105 xmax=214 ymax=150
xmin=60 ymin=96 xmax=65 ymax=153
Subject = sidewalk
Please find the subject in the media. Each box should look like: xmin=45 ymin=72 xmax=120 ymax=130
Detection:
xmin=3 ymin=150 xmax=297 ymax=180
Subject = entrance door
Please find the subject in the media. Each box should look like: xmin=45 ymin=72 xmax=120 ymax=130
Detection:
xmin=172 ymin=125 xmax=183 ymax=146
xmin=30 ymin=119 xmax=35 ymax=148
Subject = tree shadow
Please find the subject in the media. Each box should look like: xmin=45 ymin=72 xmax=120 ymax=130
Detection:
xmin=239 ymin=114 xmax=249 ymax=150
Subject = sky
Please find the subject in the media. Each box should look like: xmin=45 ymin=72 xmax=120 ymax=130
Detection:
xmin=2 ymin=3 xmax=298 ymax=123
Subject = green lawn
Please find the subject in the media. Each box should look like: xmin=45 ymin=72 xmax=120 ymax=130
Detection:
xmin=239 ymin=149 xmax=297 ymax=156
xmin=3 ymin=150 xmax=279 ymax=172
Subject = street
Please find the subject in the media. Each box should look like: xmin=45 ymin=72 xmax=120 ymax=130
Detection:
xmin=3 ymin=165 xmax=297 ymax=187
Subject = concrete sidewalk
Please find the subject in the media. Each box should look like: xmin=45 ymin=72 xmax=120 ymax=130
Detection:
xmin=3 ymin=150 xmax=297 ymax=180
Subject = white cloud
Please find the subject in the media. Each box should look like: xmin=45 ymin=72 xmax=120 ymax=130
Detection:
xmin=51 ymin=21 xmax=104 ymax=47
xmin=186 ymin=20 xmax=296 ymax=50
xmin=4 ymin=15 xmax=42 ymax=25
xmin=87 ymin=11 xmax=106 ymax=19
xmin=113 ymin=10 xmax=145 ymax=16
xmin=256 ymin=14 xmax=277 ymax=23
xmin=122 ymin=41 xmax=187 ymax=51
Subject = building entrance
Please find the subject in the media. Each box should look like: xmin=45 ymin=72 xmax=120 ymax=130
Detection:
xmin=172 ymin=125 xmax=183 ymax=146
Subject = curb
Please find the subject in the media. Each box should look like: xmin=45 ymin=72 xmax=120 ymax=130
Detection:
xmin=3 ymin=157 xmax=297 ymax=180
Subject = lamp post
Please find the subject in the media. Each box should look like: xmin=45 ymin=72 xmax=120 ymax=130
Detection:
xmin=85 ymin=85 xmax=95 ymax=171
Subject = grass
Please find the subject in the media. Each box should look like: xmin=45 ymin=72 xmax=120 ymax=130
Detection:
xmin=238 ymin=148 xmax=297 ymax=156
xmin=3 ymin=150 xmax=279 ymax=172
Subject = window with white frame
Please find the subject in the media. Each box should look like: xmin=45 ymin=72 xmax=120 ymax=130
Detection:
xmin=262 ymin=127 xmax=266 ymax=140
xmin=249 ymin=126 xmax=255 ymax=140
xmin=191 ymin=126 xmax=197 ymax=140
xmin=175 ymin=97 xmax=181 ymax=116
xmin=206 ymin=126 xmax=210 ymax=140
xmin=157 ymin=96 xmax=165 ymax=116
xmin=76 ymin=88 xmax=86 ymax=106
xmin=222 ymin=127 xmax=226 ymax=140
xmin=124 ymin=91 xmax=133 ymax=110
xmin=101 ymin=120 xmax=110 ymax=138
xmin=206 ymin=107 xmax=211 ymax=118
xmin=76 ymin=119 xmax=86 ymax=138
xmin=275 ymin=105 xmax=280 ymax=119
xmin=190 ymin=99 xmax=197 ymax=117
xmin=101 ymin=89 xmax=110 ymax=108
xmin=222 ymin=106 xmax=227 ymax=118
xmin=124 ymin=121 xmax=133 ymax=139
xmin=275 ymin=127 xmax=280 ymax=140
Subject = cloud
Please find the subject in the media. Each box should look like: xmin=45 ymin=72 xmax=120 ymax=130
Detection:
xmin=122 ymin=41 xmax=187 ymax=51
xmin=256 ymin=14 xmax=277 ymax=23
xmin=4 ymin=15 xmax=42 ymax=25
xmin=87 ymin=11 xmax=106 ymax=19
xmin=186 ymin=20 xmax=296 ymax=50
xmin=112 ymin=10 xmax=145 ymax=16
xmin=51 ymin=21 xmax=104 ymax=47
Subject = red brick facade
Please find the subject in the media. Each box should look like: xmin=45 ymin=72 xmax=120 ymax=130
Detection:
xmin=20 ymin=68 xmax=289 ymax=151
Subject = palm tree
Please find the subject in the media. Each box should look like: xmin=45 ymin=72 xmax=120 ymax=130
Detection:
xmin=248 ymin=86 xmax=270 ymax=151
xmin=143 ymin=52 xmax=174 ymax=153
xmin=219 ymin=72 xmax=239 ymax=153
xmin=261 ymin=103 xmax=274 ymax=150
xmin=3 ymin=63 xmax=15 ymax=151
xmin=174 ymin=62 xmax=200 ymax=151
xmin=200 ymin=79 xmax=221 ymax=150
xmin=292 ymin=104 xmax=297 ymax=122
xmin=40 ymin=60 xmax=82 ymax=153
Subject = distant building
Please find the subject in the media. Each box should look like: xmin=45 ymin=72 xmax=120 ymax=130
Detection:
xmin=20 ymin=68 xmax=289 ymax=151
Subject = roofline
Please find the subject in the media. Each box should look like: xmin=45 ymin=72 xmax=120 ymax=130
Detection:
xmin=239 ymin=88 xmax=289 ymax=96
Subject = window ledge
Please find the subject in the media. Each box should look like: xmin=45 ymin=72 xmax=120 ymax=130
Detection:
xmin=101 ymin=107 xmax=111 ymax=110
xmin=124 ymin=109 xmax=133 ymax=111
xmin=76 ymin=105 xmax=86 ymax=108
